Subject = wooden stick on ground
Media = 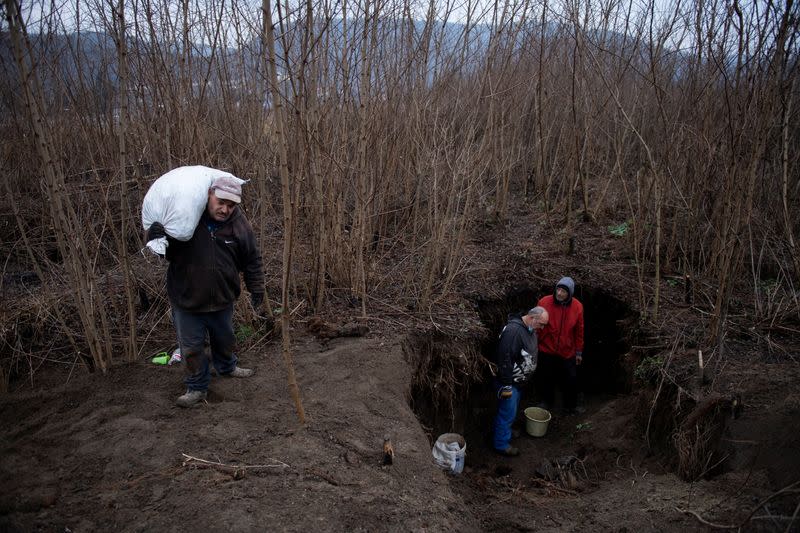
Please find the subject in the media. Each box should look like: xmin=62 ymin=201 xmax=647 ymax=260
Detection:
xmin=675 ymin=507 xmax=737 ymax=529
xmin=181 ymin=453 xmax=289 ymax=471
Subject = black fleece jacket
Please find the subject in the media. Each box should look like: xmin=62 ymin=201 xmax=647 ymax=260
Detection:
xmin=495 ymin=313 xmax=539 ymax=386
xmin=164 ymin=208 xmax=264 ymax=312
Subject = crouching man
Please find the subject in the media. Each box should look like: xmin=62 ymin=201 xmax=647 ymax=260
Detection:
xmin=146 ymin=176 xmax=265 ymax=407
xmin=492 ymin=307 xmax=549 ymax=456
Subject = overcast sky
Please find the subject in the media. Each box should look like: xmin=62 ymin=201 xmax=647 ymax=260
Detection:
xmin=13 ymin=0 xmax=771 ymax=56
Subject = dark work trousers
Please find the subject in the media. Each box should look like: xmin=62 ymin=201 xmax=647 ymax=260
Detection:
xmin=536 ymin=352 xmax=577 ymax=410
xmin=172 ymin=305 xmax=238 ymax=391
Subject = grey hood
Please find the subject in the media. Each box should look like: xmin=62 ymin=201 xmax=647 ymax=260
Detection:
xmin=554 ymin=276 xmax=575 ymax=305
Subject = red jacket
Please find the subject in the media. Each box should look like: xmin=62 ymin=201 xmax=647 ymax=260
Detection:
xmin=537 ymin=294 xmax=584 ymax=359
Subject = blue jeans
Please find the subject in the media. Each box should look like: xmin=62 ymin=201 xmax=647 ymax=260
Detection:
xmin=493 ymin=383 xmax=520 ymax=451
xmin=172 ymin=306 xmax=238 ymax=391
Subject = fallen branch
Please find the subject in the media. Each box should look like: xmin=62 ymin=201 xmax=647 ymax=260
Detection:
xmin=304 ymin=467 xmax=340 ymax=486
xmin=675 ymin=507 xmax=737 ymax=529
xmin=181 ymin=453 xmax=290 ymax=471
xmin=677 ymin=481 xmax=800 ymax=531
xmin=735 ymin=481 xmax=800 ymax=528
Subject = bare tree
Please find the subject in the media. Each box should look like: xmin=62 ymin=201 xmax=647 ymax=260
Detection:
xmin=262 ymin=0 xmax=306 ymax=424
xmin=1 ymin=0 xmax=798 ymax=381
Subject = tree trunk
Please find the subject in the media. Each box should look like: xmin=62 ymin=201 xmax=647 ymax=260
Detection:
xmin=262 ymin=0 xmax=306 ymax=424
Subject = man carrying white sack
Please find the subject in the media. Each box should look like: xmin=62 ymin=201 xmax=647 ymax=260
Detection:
xmin=146 ymin=176 xmax=265 ymax=407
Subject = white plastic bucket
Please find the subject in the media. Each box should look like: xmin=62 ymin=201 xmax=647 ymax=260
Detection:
xmin=432 ymin=433 xmax=466 ymax=474
xmin=524 ymin=407 xmax=552 ymax=437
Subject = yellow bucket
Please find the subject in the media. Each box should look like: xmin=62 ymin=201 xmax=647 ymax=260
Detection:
xmin=524 ymin=407 xmax=552 ymax=437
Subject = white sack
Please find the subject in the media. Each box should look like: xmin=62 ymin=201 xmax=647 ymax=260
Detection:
xmin=431 ymin=433 xmax=466 ymax=474
xmin=141 ymin=166 xmax=244 ymax=255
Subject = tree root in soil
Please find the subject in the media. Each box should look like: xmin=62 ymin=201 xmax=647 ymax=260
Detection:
xmin=529 ymin=478 xmax=579 ymax=497
xmin=406 ymin=335 xmax=487 ymax=425
xmin=674 ymin=394 xmax=738 ymax=480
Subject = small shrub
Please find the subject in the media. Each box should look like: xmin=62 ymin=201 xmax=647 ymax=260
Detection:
xmin=235 ymin=324 xmax=256 ymax=343
xmin=634 ymin=355 xmax=664 ymax=383
xmin=608 ymin=221 xmax=630 ymax=237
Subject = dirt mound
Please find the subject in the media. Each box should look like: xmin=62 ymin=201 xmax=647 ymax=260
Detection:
xmin=4 ymin=329 xmax=788 ymax=532
xmin=0 ymin=336 xmax=477 ymax=532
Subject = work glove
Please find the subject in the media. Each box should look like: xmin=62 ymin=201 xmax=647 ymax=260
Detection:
xmin=146 ymin=222 xmax=166 ymax=241
xmin=250 ymin=292 xmax=264 ymax=312
xmin=498 ymin=385 xmax=513 ymax=400
xmin=575 ymin=351 xmax=583 ymax=365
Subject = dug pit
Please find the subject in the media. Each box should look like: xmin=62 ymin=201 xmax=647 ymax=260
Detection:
xmin=406 ymin=284 xmax=645 ymax=495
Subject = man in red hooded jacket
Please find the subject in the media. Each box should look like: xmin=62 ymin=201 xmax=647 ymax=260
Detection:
xmin=536 ymin=276 xmax=584 ymax=414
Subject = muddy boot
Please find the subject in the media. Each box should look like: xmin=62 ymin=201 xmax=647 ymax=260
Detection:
xmin=494 ymin=446 xmax=519 ymax=457
xmin=226 ymin=366 xmax=254 ymax=378
xmin=176 ymin=389 xmax=207 ymax=408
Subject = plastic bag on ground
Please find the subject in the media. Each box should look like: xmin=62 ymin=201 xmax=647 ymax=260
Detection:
xmin=431 ymin=433 xmax=466 ymax=474
xmin=141 ymin=166 xmax=245 ymax=255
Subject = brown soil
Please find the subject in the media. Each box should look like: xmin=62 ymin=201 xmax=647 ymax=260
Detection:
xmin=2 ymin=216 xmax=799 ymax=532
